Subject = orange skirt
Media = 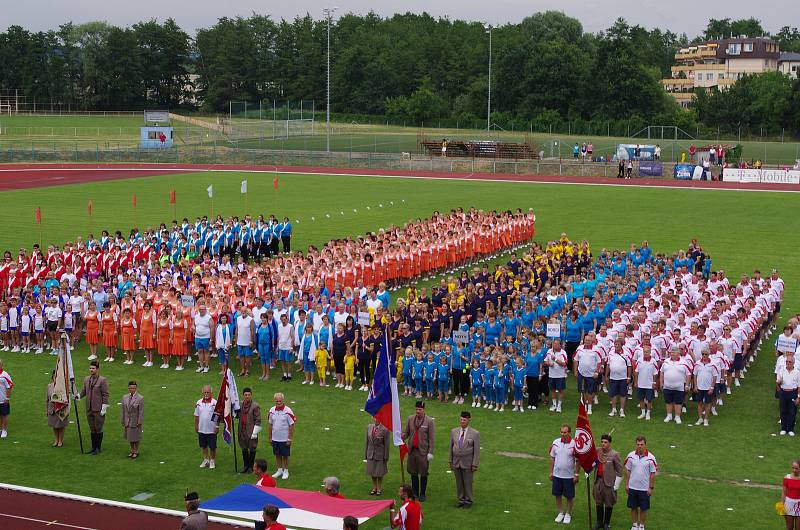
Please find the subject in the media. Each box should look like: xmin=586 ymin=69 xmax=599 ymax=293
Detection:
xmin=121 ymin=330 xmax=136 ymax=351
xmin=86 ymin=327 xmax=100 ymax=345
xmin=140 ymin=331 xmax=156 ymax=350
xmin=102 ymin=330 xmax=117 ymax=348
xmin=157 ymin=335 xmax=171 ymax=356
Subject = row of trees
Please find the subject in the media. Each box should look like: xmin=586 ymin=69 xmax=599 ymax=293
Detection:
xmin=1 ymin=14 xmax=800 ymax=135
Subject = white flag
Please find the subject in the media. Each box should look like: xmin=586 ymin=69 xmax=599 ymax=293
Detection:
xmin=240 ymin=180 xmax=248 ymax=194
xmin=207 ymin=185 xmax=213 ymax=198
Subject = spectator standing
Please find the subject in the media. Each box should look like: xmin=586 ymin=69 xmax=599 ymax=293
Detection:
xmin=365 ymin=417 xmax=390 ymax=495
xmin=0 ymin=359 xmax=12 ymax=438
xmin=268 ymin=392 xmax=295 ymax=480
xmin=238 ymin=387 xmax=262 ymax=474
xmin=194 ymin=385 xmax=218 ymax=469
xmin=448 ymin=411 xmax=480 ymax=508
xmin=777 ymin=357 xmax=800 ymax=436
xmin=624 ymin=436 xmax=657 ymax=530
xmin=550 ymin=424 xmax=579 ymax=524
xmin=781 ymin=460 xmax=800 ymax=526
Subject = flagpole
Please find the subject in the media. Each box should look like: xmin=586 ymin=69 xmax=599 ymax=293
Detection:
xmin=71 ymin=379 xmax=85 ymax=454
xmin=586 ymin=474 xmax=592 ymax=530
xmin=230 ymin=371 xmax=239 ymax=473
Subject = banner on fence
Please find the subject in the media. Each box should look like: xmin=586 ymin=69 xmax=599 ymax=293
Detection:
xmin=614 ymin=144 xmax=657 ymax=161
xmin=723 ymin=168 xmax=800 ymax=185
xmin=638 ymin=161 xmax=663 ymax=177
xmin=673 ymin=164 xmax=695 ymax=180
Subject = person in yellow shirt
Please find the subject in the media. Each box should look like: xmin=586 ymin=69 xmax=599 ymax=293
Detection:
xmin=316 ymin=342 xmax=331 ymax=387
xmin=344 ymin=350 xmax=357 ymax=390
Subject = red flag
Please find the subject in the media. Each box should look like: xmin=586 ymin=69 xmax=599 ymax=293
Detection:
xmin=273 ymin=176 xmax=279 ymax=190
xmin=87 ymin=200 xmax=93 ymax=217
xmin=35 ymin=207 xmax=42 ymax=225
xmin=132 ymin=193 xmax=137 ymax=209
xmin=169 ymin=190 xmax=176 ymax=204
xmin=574 ymin=402 xmax=599 ymax=474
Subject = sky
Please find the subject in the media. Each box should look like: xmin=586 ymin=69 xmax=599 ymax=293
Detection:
xmin=2 ymin=0 xmax=797 ymax=37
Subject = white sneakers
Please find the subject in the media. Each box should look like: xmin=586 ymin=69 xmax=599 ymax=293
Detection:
xmin=200 ymin=459 xmax=210 ymax=468
xmin=609 ymin=408 xmax=617 ymax=417
xmin=704 ymin=419 xmax=709 ymax=427
xmin=209 ymin=460 xmax=216 ymax=469
xmin=619 ymin=410 xmax=626 ymax=418
xmin=645 ymin=410 xmax=651 ymax=420
xmin=272 ymin=468 xmax=284 ymax=478
xmin=791 ymin=432 xmax=796 ymax=437
xmin=196 ymin=367 xmax=204 ymax=373
xmin=555 ymin=512 xmax=565 ymax=523
xmin=281 ymin=469 xmax=289 ymax=480
xmin=781 ymin=430 xmax=788 ymax=435
xmin=637 ymin=411 xmax=646 ymax=419
xmin=664 ymin=414 xmax=673 ymax=423
xmin=0 ymin=430 xmax=8 ymax=438
xmin=675 ymin=416 xmax=682 ymax=425
xmin=562 ymin=513 xmax=571 ymax=524
xmin=176 ymin=366 xmax=184 ymax=371
xmin=695 ymin=418 xmax=703 ymax=426
xmin=160 ymin=364 xmax=169 ymax=369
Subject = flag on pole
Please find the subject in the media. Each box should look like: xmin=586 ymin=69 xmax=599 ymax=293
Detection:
xmin=169 ymin=190 xmax=176 ymax=204
xmin=212 ymin=366 xmax=241 ymax=445
xmin=132 ymin=193 xmax=137 ymax=209
xmin=87 ymin=200 xmax=93 ymax=217
xmin=240 ymin=180 xmax=248 ymax=194
xmin=207 ymin=185 xmax=214 ymax=199
xmin=365 ymin=327 xmax=408 ymax=461
xmin=574 ymin=401 xmax=599 ymax=475
xmin=51 ymin=334 xmax=75 ymax=421
xmin=273 ymin=176 xmax=279 ymax=191
xmin=35 ymin=207 xmax=42 ymax=224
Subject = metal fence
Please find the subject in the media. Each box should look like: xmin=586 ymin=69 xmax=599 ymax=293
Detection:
xmin=0 ymin=144 xmax=723 ymax=179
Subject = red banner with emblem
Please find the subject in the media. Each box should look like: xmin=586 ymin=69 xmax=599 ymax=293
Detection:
xmin=574 ymin=401 xmax=599 ymax=475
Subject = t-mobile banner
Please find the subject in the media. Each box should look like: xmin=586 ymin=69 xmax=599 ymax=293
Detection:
xmin=723 ymin=168 xmax=800 ymax=184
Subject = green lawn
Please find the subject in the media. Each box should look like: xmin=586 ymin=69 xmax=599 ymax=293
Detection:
xmin=0 ymin=171 xmax=798 ymax=529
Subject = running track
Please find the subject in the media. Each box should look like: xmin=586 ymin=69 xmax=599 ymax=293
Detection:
xmin=0 ymin=163 xmax=798 ymax=192
xmin=0 ymin=484 xmax=248 ymax=529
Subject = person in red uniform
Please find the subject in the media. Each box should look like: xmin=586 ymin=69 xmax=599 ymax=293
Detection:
xmin=254 ymin=459 xmax=277 ymax=487
xmin=323 ymin=476 xmax=345 ymax=499
xmin=390 ymin=484 xmax=422 ymax=530
xmin=257 ymin=505 xmax=286 ymax=530
xmin=782 ymin=459 xmax=800 ymax=527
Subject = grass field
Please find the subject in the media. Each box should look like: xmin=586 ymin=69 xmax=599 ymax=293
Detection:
xmin=2 ymin=114 xmax=799 ymax=165
xmin=1 ymin=171 xmax=798 ymax=529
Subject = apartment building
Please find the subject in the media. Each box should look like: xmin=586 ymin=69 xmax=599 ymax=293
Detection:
xmin=662 ymin=37 xmax=780 ymax=107
xmin=779 ymin=52 xmax=800 ymax=79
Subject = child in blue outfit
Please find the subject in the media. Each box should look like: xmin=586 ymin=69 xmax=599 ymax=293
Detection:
xmin=512 ymin=356 xmax=527 ymax=412
xmin=413 ymin=352 xmax=425 ymax=398
xmin=483 ymin=359 xmax=497 ymax=409
xmin=494 ymin=357 xmax=508 ymax=412
xmin=470 ymin=359 xmax=484 ymax=407
xmin=402 ymin=348 xmax=415 ymax=396
xmin=424 ymin=352 xmax=437 ymax=399
xmin=436 ymin=355 xmax=451 ymax=402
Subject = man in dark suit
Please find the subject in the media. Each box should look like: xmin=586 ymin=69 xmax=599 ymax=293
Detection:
xmin=238 ymin=387 xmax=262 ymax=474
xmin=448 ymin=411 xmax=480 ymax=508
xmin=180 ymin=492 xmax=208 ymax=530
xmin=401 ymin=401 xmax=435 ymax=501
xmin=78 ymin=360 xmax=109 ymax=455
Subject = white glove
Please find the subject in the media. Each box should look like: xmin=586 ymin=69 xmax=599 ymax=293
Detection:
xmin=251 ymin=425 xmax=262 ymax=439
xmin=614 ymin=476 xmax=622 ymax=491
xmin=73 ymin=394 xmax=81 ymax=401
xmin=426 ymin=453 xmax=434 ymax=462
xmin=100 ymin=404 xmax=109 ymax=416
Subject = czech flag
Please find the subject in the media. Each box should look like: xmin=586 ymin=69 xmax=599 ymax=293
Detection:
xmin=365 ymin=326 xmax=408 ymax=460
xmin=212 ymin=366 xmax=240 ymax=445
xmin=574 ymin=401 xmax=599 ymax=475
xmin=202 ymin=484 xmax=392 ymax=530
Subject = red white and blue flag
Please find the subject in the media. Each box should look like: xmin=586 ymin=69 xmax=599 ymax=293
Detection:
xmin=202 ymin=484 xmax=392 ymax=530
xmin=365 ymin=326 xmax=408 ymax=460
xmin=213 ymin=365 xmax=240 ymax=445
xmin=574 ymin=401 xmax=600 ymax=475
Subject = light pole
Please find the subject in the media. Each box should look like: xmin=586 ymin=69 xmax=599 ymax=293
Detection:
xmin=485 ymin=23 xmax=492 ymax=133
xmin=324 ymin=7 xmax=338 ymax=153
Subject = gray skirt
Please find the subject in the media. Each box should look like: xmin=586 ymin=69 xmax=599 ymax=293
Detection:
xmin=366 ymin=458 xmax=388 ymax=478
xmin=124 ymin=426 xmax=142 ymax=442
xmin=48 ymin=413 xmax=69 ymax=429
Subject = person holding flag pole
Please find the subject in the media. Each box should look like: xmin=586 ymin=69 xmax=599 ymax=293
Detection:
xmin=592 ymin=433 xmax=623 ymax=530
xmin=49 ymin=331 xmax=79 ymax=449
xmin=365 ymin=325 xmax=410 ymax=487
xmin=574 ymin=402 xmax=601 ymax=529
xmin=212 ymin=363 xmax=241 ymax=472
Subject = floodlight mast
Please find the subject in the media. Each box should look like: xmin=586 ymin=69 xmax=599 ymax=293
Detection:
xmin=485 ymin=23 xmax=492 ymax=133
xmin=324 ymin=7 xmax=338 ymax=153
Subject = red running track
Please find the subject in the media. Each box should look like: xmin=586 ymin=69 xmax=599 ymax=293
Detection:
xmin=0 ymin=162 xmax=798 ymax=192
xmin=0 ymin=487 xmax=248 ymax=529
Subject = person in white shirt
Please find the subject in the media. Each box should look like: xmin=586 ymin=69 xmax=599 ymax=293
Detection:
xmin=546 ymin=340 xmax=569 ymax=413
xmin=44 ymin=298 xmax=63 ymax=355
xmin=276 ymin=314 xmax=296 ymax=382
xmin=660 ymin=346 xmax=690 ymax=424
xmin=574 ymin=334 xmax=601 ymax=415
xmin=194 ymin=385 xmax=219 ymax=469
xmin=0 ymin=359 xmax=13 ymax=437
xmin=634 ymin=348 xmax=658 ymax=420
xmin=624 ymin=436 xmax=657 ymax=530
xmin=777 ymin=356 xmax=800 ymax=436
xmin=236 ymin=308 xmax=255 ymax=378
xmin=192 ymin=304 xmax=215 ymax=374
xmin=268 ymin=392 xmax=296 ymax=480
xmin=606 ymin=340 xmax=631 ymax=418
xmin=692 ymin=349 xmax=719 ymax=426
xmin=549 ymin=424 xmax=579 ymax=525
